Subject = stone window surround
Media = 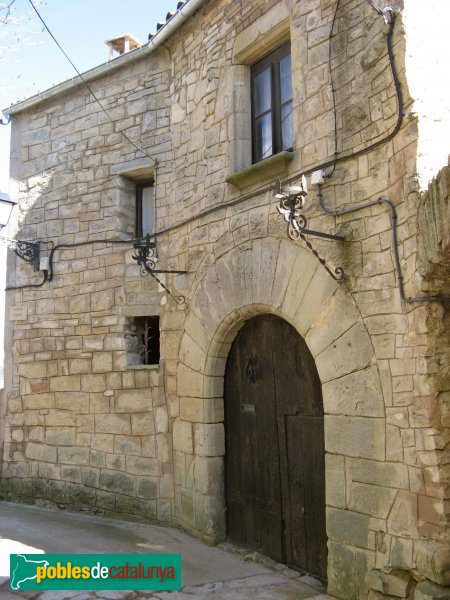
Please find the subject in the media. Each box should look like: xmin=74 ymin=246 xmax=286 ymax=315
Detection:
xmin=227 ymin=2 xmax=292 ymax=189
xmin=111 ymin=157 xmax=156 ymax=238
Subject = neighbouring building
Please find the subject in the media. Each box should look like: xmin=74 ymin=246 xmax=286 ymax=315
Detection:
xmin=1 ymin=0 xmax=449 ymax=598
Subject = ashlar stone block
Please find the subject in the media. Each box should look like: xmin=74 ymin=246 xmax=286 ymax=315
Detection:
xmin=193 ymin=456 xmax=224 ymax=495
xmin=327 ymin=541 xmax=357 ymax=600
xmin=57 ymin=446 xmax=89 ymax=466
xmin=322 ymin=365 xmax=384 ymax=417
xmin=25 ymin=442 xmax=57 ymax=463
xmin=115 ymin=388 xmax=151 ymax=413
xmin=349 ymin=482 xmax=396 ymax=520
xmin=416 ymin=541 xmax=450 ymax=586
xmin=387 ymin=491 xmax=418 ymax=537
xmin=325 ymin=415 xmax=385 ymax=460
xmin=49 ymin=376 xmax=81 ymax=392
xmin=414 ymin=581 xmax=450 ymax=600
xmin=99 ymin=471 xmax=135 ymax=495
xmin=173 ymin=419 xmax=193 ymax=454
xmin=367 ymin=569 xmax=413 ymax=598
xmin=193 ymin=423 xmax=225 ymax=457
xmin=95 ymin=413 xmax=131 ymax=435
xmin=81 ymin=374 xmax=106 ymax=393
xmin=46 ymin=427 xmax=76 ymax=446
xmin=92 ymin=352 xmax=113 ymax=373
xmin=126 ymin=456 xmax=161 ymax=477
xmin=316 ymin=324 xmax=374 ymax=383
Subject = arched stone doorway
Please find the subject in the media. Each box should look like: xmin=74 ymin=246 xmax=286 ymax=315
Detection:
xmin=224 ymin=314 xmax=327 ymax=579
xmin=175 ymin=237 xmax=384 ymax=596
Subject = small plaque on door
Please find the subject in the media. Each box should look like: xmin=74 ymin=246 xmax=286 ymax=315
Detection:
xmin=241 ymin=403 xmax=256 ymax=413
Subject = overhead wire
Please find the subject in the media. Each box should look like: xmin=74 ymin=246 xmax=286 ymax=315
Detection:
xmin=25 ymin=0 xmax=155 ymax=164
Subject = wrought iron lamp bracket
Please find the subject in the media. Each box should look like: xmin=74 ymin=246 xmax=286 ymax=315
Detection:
xmin=275 ymin=181 xmax=346 ymax=282
xmin=132 ymin=234 xmax=187 ymax=305
xmin=0 ymin=237 xmax=40 ymax=270
xmin=132 ymin=234 xmax=158 ymax=274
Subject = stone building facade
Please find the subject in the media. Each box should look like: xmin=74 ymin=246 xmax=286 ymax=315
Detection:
xmin=1 ymin=0 xmax=449 ymax=598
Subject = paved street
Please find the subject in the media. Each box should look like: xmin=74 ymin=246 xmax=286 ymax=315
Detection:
xmin=0 ymin=502 xmax=334 ymax=599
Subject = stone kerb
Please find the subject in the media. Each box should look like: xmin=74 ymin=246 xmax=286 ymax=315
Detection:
xmin=175 ymin=237 xmax=390 ymax=586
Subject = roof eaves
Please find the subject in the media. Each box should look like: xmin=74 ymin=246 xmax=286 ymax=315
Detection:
xmin=5 ymin=0 xmax=207 ymax=116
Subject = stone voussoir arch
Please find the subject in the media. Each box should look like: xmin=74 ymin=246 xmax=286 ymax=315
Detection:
xmin=174 ymin=236 xmax=386 ymax=548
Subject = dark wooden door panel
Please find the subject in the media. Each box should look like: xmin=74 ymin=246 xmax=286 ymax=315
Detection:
xmin=225 ymin=317 xmax=283 ymax=561
xmin=286 ymin=415 xmax=327 ymax=579
xmin=225 ymin=315 xmax=326 ymax=578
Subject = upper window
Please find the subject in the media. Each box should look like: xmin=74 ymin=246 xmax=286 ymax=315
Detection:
xmin=136 ymin=182 xmax=155 ymax=238
xmin=251 ymin=43 xmax=293 ymax=163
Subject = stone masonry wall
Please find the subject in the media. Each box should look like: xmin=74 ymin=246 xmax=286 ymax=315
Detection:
xmin=3 ymin=46 xmax=176 ymax=523
xmin=2 ymin=0 xmax=450 ymax=598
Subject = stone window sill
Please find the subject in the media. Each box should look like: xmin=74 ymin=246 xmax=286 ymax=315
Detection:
xmin=226 ymin=151 xmax=294 ymax=190
xmin=127 ymin=364 xmax=159 ymax=370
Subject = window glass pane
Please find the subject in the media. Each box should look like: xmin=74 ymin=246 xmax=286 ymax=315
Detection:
xmin=279 ymin=54 xmax=292 ymax=105
xmin=141 ymin=185 xmax=155 ymax=236
xmin=281 ymin=102 xmax=294 ymax=150
xmin=255 ymin=113 xmax=273 ymax=161
xmin=253 ymin=67 xmax=272 ymax=116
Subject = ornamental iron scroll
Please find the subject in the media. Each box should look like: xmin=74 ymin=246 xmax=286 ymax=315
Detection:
xmin=132 ymin=234 xmax=187 ymax=306
xmin=0 ymin=237 xmax=40 ymax=270
xmin=275 ymin=177 xmax=346 ymax=282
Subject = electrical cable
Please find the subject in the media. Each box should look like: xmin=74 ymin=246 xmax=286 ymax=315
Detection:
xmin=328 ymin=0 xmax=341 ymax=177
xmin=5 ymin=271 xmax=48 ymax=290
xmin=317 ymin=186 xmax=450 ymax=303
xmin=6 ymin=237 xmax=186 ymax=294
xmin=314 ymin=3 xmax=450 ymax=303
xmin=323 ymin=4 xmax=402 ymax=178
xmin=26 ymin=0 xmax=156 ymax=164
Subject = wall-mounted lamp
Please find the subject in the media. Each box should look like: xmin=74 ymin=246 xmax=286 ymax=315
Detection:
xmin=275 ymin=175 xmax=346 ymax=281
xmin=0 ymin=192 xmax=41 ymax=270
xmin=0 ymin=192 xmax=16 ymax=230
xmin=131 ymin=233 xmax=187 ymax=305
xmin=132 ymin=233 xmax=158 ymax=275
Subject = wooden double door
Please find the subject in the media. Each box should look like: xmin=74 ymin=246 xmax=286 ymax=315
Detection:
xmin=224 ymin=315 xmax=327 ymax=579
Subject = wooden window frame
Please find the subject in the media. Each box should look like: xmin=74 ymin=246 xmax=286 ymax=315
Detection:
xmin=251 ymin=42 xmax=293 ymax=163
xmin=135 ymin=180 xmax=155 ymax=238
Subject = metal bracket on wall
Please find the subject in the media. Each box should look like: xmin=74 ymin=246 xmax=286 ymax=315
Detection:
xmin=132 ymin=234 xmax=188 ymax=305
xmin=275 ymin=178 xmax=346 ymax=282
xmin=0 ymin=237 xmax=41 ymax=271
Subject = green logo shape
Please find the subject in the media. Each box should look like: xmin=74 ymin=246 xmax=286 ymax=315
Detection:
xmin=10 ymin=554 xmax=182 ymax=591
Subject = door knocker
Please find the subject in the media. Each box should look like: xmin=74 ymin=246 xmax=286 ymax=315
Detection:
xmin=245 ymin=355 xmax=258 ymax=384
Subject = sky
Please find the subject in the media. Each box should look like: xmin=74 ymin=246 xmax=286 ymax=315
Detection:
xmin=0 ymin=0 xmax=177 ymax=372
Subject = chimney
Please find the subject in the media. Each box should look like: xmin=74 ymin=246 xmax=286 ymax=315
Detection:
xmin=105 ymin=33 xmax=141 ymax=59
